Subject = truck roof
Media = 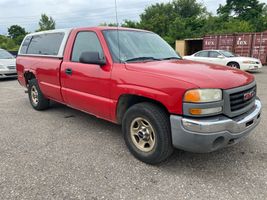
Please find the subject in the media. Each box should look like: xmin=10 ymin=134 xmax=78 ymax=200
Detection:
xmin=25 ymin=26 xmax=149 ymax=36
xmin=73 ymin=26 xmax=150 ymax=32
xmin=18 ymin=26 xmax=150 ymax=58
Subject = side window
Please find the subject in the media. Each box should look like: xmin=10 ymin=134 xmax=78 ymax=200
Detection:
xmin=209 ymin=51 xmax=221 ymax=58
xmin=71 ymin=32 xmax=104 ymax=62
xmin=20 ymin=36 xmax=32 ymax=54
xmin=195 ymin=51 xmax=208 ymax=57
xmin=27 ymin=33 xmax=64 ymax=55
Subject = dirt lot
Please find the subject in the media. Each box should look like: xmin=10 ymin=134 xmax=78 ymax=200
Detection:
xmin=0 ymin=68 xmax=266 ymax=200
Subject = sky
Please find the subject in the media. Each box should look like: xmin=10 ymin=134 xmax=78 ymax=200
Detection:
xmin=0 ymin=0 xmax=266 ymax=35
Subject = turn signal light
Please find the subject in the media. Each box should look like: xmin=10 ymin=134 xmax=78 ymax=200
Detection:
xmin=189 ymin=108 xmax=202 ymax=115
xmin=189 ymin=107 xmax=222 ymax=115
xmin=184 ymin=90 xmax=201 ymax=103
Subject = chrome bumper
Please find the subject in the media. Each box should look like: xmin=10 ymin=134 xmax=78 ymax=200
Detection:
xmin=170 ymin=99 xmax=262 ymax=153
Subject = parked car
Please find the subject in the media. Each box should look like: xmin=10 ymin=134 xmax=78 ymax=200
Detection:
xmin=183 ymin=50 xmax=263 ymax=71
xmin=0 ymin=48 xmax=17 ymax=78
xmin=16 ymin=27 xmax=261 ymax=164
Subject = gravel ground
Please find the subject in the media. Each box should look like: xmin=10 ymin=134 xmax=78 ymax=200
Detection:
xmin=0 ymin=68 xmax=266 ymax=200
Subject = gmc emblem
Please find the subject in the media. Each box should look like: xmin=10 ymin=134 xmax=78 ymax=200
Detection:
xmin=244 ymin=90 xmax=255 ymax=101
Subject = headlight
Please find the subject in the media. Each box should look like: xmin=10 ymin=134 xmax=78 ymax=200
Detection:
xmin=243 ymin=60 xmax=257 ymax=64
xmin=184 ymin=89 xmax=222 ymax=103
xmin=0 ymin=65 xmax=5 ymax=69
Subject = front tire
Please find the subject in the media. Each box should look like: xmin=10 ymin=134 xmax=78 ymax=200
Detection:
xmin=28 ymin=79 xmax=50 ymax=110
xmin=122 ymin=102 xmax=173 ymax=164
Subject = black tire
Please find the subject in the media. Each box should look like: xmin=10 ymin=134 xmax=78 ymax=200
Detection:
xmin=227 ymin=62 xmax=240 ymax=69
xmin=28 ymin=79 xmax=50 ymax=110
xmin=122 ymin=102 xmax=173 ymax=164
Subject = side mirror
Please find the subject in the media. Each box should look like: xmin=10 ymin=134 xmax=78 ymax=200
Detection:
xmin=79 ymin=51 xmax=106 ymax=66
xmin=218 ymin=55 xmax=224 ymax=59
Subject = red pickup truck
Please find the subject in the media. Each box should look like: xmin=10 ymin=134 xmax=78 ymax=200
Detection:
xmin=17 ymin=27 xmax=262 ymax=164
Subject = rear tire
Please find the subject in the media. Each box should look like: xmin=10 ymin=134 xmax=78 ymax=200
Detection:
xmin=28 ymin=79 xmax=50 ymax=110
xmin=122 ymin=102 xmax=173 ymax=164
xmin=227 ymin=62 xmax=240 ymax=69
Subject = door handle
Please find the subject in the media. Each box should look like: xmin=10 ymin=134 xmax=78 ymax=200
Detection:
xmin=65 ymin=68 xmax=72 ymax=75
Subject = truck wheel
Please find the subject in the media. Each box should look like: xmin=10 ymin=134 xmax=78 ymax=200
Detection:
xmin=122 ymin=102 xmax=173 ymax=164
xmin=28 ymin=79 xmax=50 ymax=110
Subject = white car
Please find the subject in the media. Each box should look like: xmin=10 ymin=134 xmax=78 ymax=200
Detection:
xmin=183 ymin=50 xmax=262 ymax=71
xmin=0 ymin=48 xmax=17 ymax=78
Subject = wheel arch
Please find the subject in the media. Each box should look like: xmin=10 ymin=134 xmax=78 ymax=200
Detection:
xmin=24 ymin=70 xmax=36 ymax=86
xmin=116 ymin=94 xmax=170 ymax=125
xmin=227 ymin=61 xmax=240 ymax=67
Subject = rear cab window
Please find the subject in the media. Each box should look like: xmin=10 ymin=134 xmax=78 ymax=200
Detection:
xmin=18 ymin=29 xmax=71 ymax=57
xmin=27 ymin=33 xmax=64 ymax=55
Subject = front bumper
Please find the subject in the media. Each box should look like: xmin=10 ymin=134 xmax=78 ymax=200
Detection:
xmin=170 ymin=99 xmax=262 ymax=153
xmin=242 ymin=63 xmax=262 ymax=71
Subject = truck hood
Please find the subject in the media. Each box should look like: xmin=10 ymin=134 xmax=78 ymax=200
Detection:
xmin=125 ymin=59 xmax=254 ymax=89
xmin=0 ymin=58 xmax=16 ymax=66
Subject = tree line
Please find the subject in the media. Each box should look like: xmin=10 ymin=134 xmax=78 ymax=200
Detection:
xmin=1 ymin=0 xmax=267 ymax=51
xmin=121 ymin=0 xmax=267 ymax=46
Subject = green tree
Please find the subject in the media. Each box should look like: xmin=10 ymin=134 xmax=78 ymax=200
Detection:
xmin=139 ymin=2 xmax=175 ymax=37
xmin=121 ymin=20 xmax=140 ymax=29
xmin=0 ymin=35 xmax=19 ymax=51
xmin=218 ymin=0 xmax=265 ymax=19
xmin=37 ymin=14 xmax=56 ymax=31
xmin=222 ymin=19 xmax=255 ymax=33
xmin=201 ymin=16 xmax=255 ymax=35
xmin=8 ymin=25 xmax=26 ymax=39
xmin=99 ymin=22 xmax=118 ymax=27
xmin=7 ymin=25 xmax=27 ymax=45
xmin=137 ymin=0 xmax=208 ymax=46
xmin=217 ymin=0 xmax=267 ymax=31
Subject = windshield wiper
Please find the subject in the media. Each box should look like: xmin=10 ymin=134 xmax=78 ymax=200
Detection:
xmin=161 ymin=57 xmax=181 ymax=60
xmin=124 ymin=57 xmax=161 ymax=63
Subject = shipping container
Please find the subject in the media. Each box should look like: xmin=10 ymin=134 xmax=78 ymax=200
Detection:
xmin=203 ymin=35 xmax=218 ymax=50
xmin=251 ymin=32 xmax=267 ymax=64
xmin=234 ymin=33 xmax=253 ymax=57
xmin=218 ymin=34 xmax=235 ymax=52
xmin=203 ymin=31 xmax=267 ymax=64
xmin=175 ymin=38 xmax=203 ymax=56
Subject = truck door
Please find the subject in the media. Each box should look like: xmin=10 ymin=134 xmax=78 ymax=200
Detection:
xmin=60 ymin=31 xmax=113 ymax=120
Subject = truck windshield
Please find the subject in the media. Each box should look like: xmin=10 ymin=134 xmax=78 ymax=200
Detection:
xmin=103 ymin=30 xmax=180 ymax=63
xmin=0 ymin=49 xmax=14 ymax=59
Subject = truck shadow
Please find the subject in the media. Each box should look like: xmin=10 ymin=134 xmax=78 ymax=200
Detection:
xmin=157 ymin=141 xmax=264 ymax=176
xmin=49 ymin=101 xmax=122 ymax=135
xmin=48 ymin=101 xmax=262 ymax=175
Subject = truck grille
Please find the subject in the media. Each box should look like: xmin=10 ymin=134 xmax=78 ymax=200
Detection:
xmin=230 ymin=86 xmax=256 ymax=112
xmin=224 ymin=82 xmax=257 ymax=118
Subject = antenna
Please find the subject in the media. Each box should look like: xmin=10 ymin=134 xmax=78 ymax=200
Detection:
xmin=114 ymin=0 xmax=121 ymax=63
xmin=115 ymin=0 xmax=119 ymax=26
